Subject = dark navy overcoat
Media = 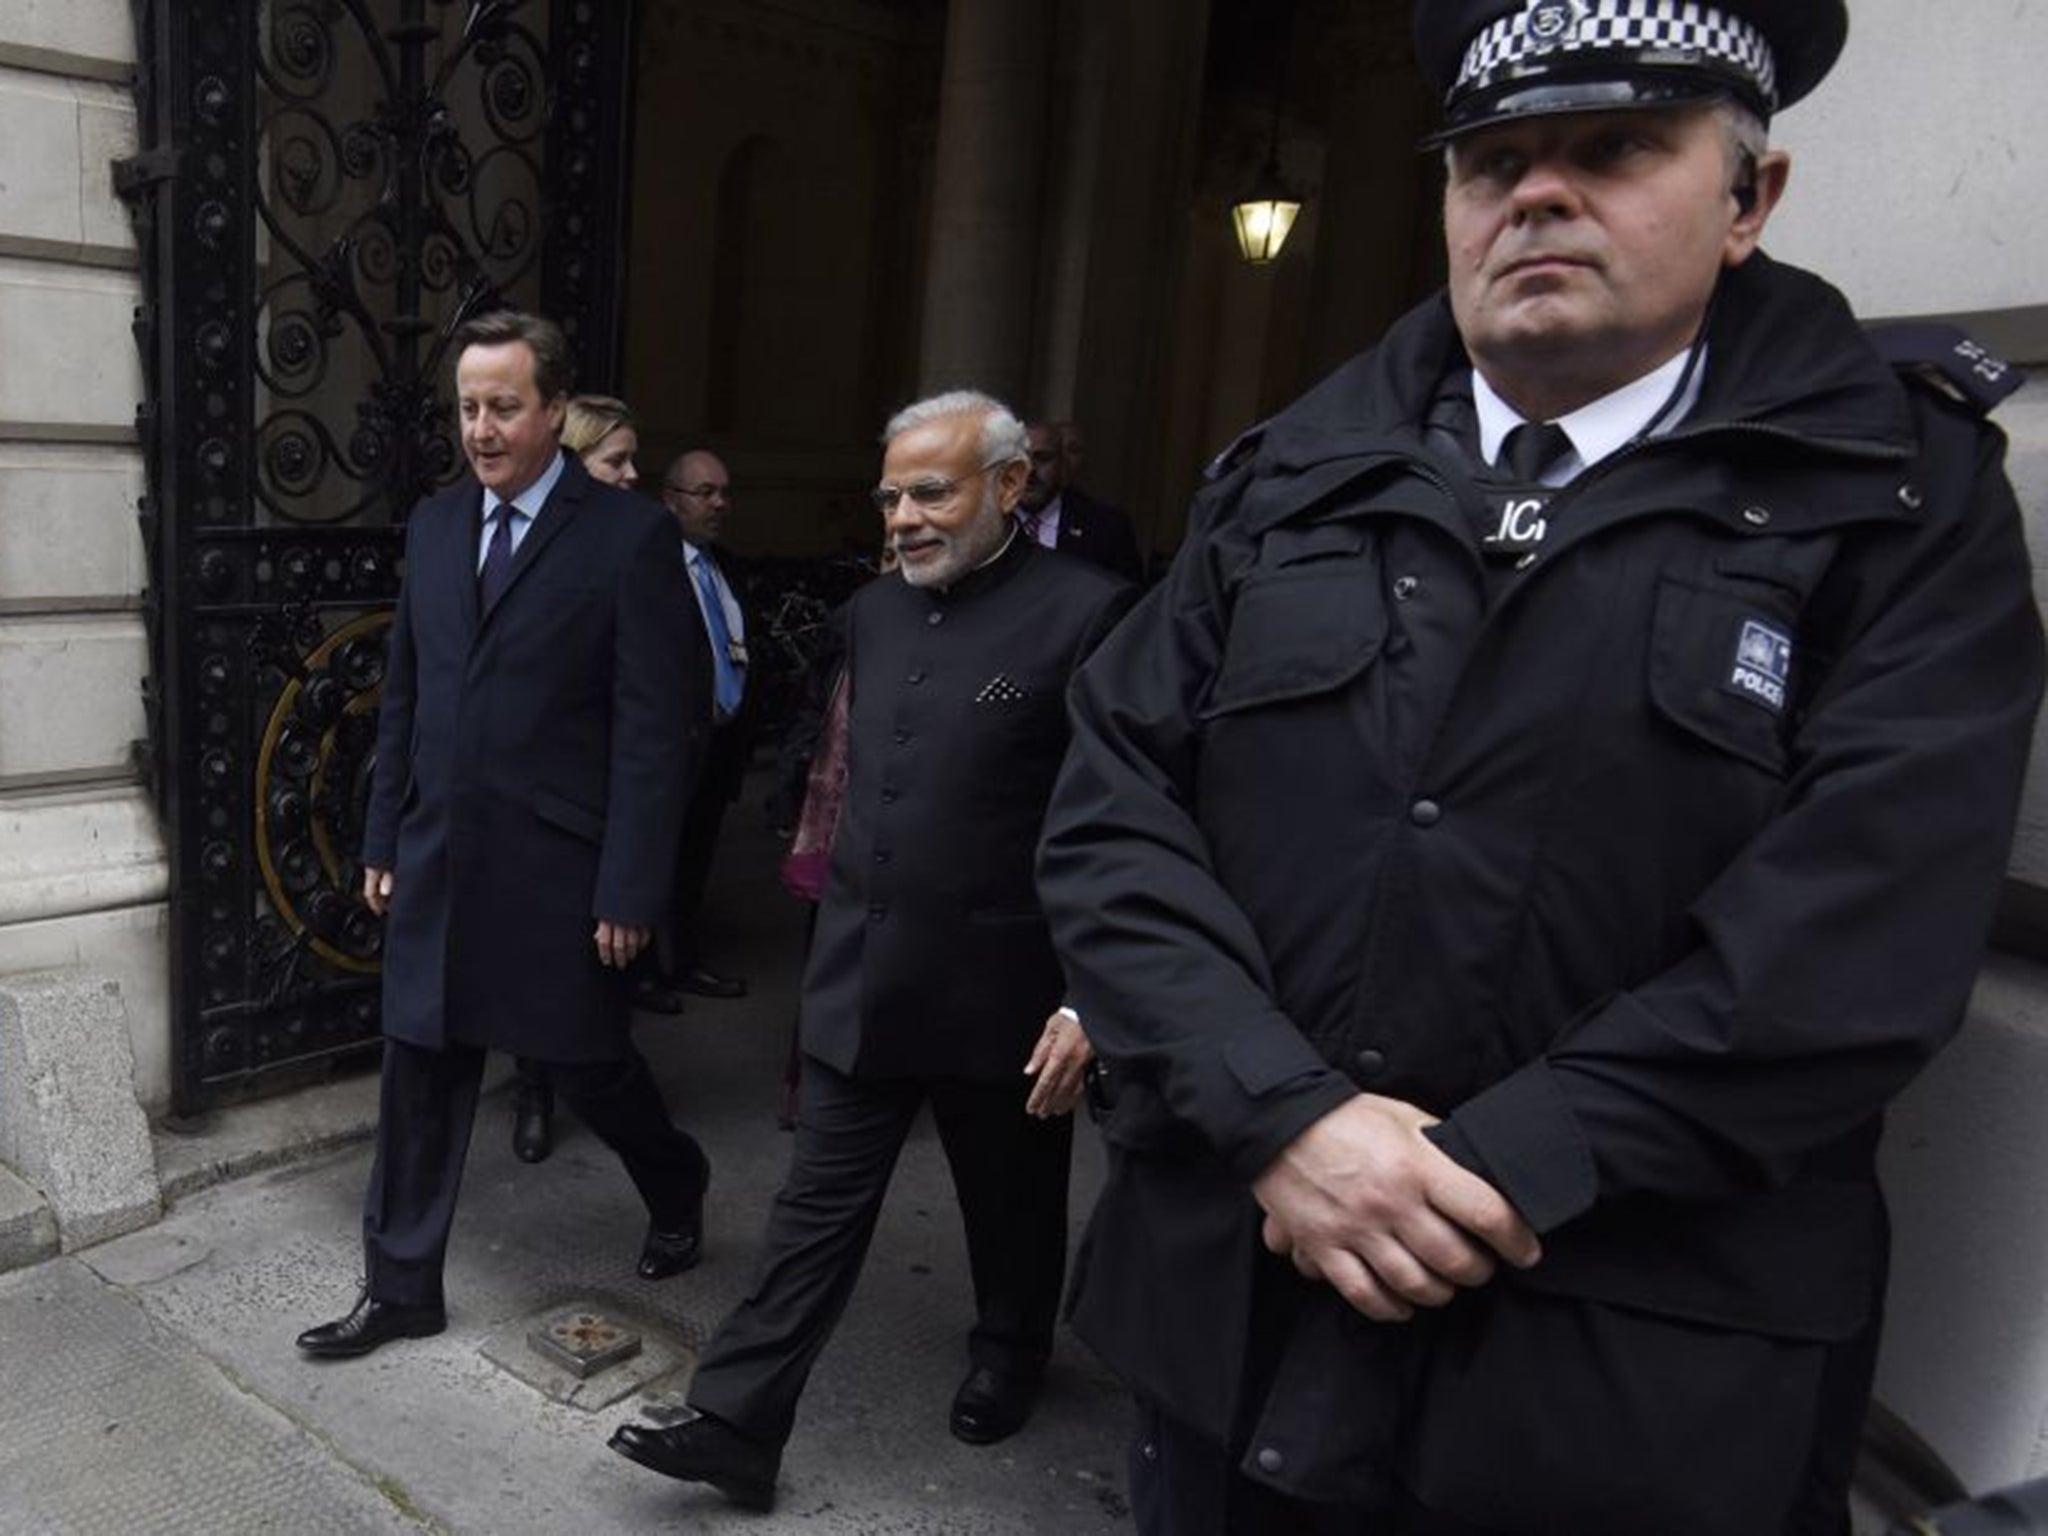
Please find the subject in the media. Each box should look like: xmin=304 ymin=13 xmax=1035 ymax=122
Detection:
xmin=361 ymin=453 xmax=706 ymax=1061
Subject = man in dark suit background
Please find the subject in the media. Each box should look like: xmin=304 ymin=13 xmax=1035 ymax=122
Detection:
xmin=607 ymin=391 xmax=1134 ymax=1512
xmin=638 ymin=448 xmax=754 ymax=1010
xmin=296 ymin=311 xmax=716 ymax=1361
xmin=1016 ymin=418 xmax=1144 ymax=584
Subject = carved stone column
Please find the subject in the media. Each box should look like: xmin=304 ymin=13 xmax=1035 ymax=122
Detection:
xmin=916 ymin=0 xmax=1050 ymax=405
xmin=1303 ymin=12 xmax=1440 ymax=375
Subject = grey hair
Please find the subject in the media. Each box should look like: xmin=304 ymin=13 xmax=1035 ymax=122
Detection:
xmin=1716 ymin=100 xmax=1769 ymax=195
xmin=1717 ymin=101 xmax=1769 ymax=161
xmin=881 ymin=389 xmax=1028 ymax=466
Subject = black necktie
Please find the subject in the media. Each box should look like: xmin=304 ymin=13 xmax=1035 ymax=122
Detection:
xmin=478 ymin=502 xmax=515 ymax=611
xmin=1498 ymin=421 xmax=1574 ymax=483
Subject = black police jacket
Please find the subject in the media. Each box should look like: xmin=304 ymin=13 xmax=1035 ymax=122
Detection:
xmin=1037 ymin=255 xmax=2044 ymax=1512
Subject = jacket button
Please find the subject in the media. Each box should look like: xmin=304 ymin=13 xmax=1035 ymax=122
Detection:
xmin=927 ymin=610 xmax=945 ymax=626
xmin=907 ymin=669 xmax=926 ymax=685
xmin=1741 ymin=506 xmax=1771 ymax=527
xmin=868 ymin=903 xmax=887 ymax=921
xmin=881 ymin=788 xmax=899 ymax=805
xmin=873 ymin=849 xmax=891 ymax=865
xmin=1354 ymin=1047 xmax=1387 ymax=1078
xmin=1898 ymin=483 xmax=1924 ymax=510
xmin=1392 ymin=575 xmax=1420 ymax=600
xmin=1140 ymin=1440 xmax=1159 ymax=1463
xmin=1255 ymin=1446 xmax=1285 ymax=1475
xmin=893 ymin=729 xmax=911 ymax=745
xmin=1409 ymin=799 xmax=1442 ymax=827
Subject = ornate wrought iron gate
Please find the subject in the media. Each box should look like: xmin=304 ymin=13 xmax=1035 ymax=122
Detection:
xmin=121 ymin=0 xmax=635 ymax=1111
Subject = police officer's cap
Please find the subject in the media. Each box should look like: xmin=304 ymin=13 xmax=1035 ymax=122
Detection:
xmin=1415 ymin=0 xmax=1848 ymax=144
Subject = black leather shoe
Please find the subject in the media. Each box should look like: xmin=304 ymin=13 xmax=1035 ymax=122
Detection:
xmin=609 ymin=1409 xmax=779 ymax=1510
xmin=949 ymin=1363 xmax=1040 ymax=1445
xmin=631 ymin=981 xmax=687 ymax=1015
xmin=295 ymin=1293 xmax=445 ymax=1359
xmin=512 ymin=1085 xmax=553 ymax=1164
xmin=681 ymin=965 xmax=747 ymax=1000
xmin=637 ymin=1221 xmax=703 ymax=1280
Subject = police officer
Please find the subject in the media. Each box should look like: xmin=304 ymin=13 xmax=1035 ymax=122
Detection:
xmin=1035 ymin=3 xmax=2044 ymax=1533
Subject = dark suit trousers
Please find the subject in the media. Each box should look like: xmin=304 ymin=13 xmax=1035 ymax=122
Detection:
xmin=686 ymin=1052 xmax=1073 ymax=1447
xmin=362 ymin=1037 xmax=708 ymax=1306
xmin=659 ymin=726 xmax=741 ymax=976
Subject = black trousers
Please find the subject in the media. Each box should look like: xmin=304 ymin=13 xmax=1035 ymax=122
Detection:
xmin=658 ymin=727 xmax=741 ymax=977
xmin=686 ymin=1052 xmax=1073 ymax=1447
xmin=361 ymin=1037 xmax=708 ymax=1306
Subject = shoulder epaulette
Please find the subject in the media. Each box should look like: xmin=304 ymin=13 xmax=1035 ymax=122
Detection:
xmin=1864 ymin=321 xmax=2024 ymax=415
xmin=1203 ymin=419 xmax=1269 ymax=481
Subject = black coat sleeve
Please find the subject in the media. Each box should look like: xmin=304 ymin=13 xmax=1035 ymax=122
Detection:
xmin=596 ymin=511 xmax=708 ymax=923
xmin=1039 ymin=476 xmax=1357 ymax=1183
xmin=360 ymin=512 xmax=421 ymax=870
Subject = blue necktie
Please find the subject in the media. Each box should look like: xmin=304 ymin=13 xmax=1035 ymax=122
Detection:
xmin=479 ymin=502 xmax=515 ymax=611
xmin=695 ymin=552 xmax=744 ymax=718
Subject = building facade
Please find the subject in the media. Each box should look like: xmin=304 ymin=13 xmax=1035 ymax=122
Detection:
xmin=0 ymin=0 xmax=2041 ymax=1501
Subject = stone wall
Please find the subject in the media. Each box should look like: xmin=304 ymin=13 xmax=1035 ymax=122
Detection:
xmin=0 ymin=4 xmax=168 ymax=1110
xmin=1764 ymin=0 xmax=2048 ymax=1493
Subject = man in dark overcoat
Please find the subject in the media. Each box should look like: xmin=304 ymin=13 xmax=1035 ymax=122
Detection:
xmin=296 ymin=311 xmax=715 ymax=1360
xmin=607 ymin=390 xmax=1133 ymax=1511
xmin=1034 ymin=4 xmax=2046 ymax=1534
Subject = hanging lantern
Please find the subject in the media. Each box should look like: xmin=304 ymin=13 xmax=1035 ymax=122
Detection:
xmin=1231 ymin=152 xmax=1302 ymax=264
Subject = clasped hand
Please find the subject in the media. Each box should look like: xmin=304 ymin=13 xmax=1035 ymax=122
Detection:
xmin=1252 ymin=1093 xmax=1541 ymax=1323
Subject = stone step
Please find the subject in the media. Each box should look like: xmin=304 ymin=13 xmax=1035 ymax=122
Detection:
xmin=0 ymin=1161 xmax=56 ymax=1273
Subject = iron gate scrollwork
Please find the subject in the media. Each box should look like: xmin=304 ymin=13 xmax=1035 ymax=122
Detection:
xmin=122 ymin=0 xmax=635 ymax=1111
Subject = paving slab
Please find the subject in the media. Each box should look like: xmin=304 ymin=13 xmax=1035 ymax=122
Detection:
xmin=0 ymin=1259 xmax=420 ymax=1535
xmin=59 ymin=794 xmax=1133 ymax=1533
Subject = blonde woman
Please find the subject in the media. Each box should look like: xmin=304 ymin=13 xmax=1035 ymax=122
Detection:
xmin=562 ymin=393 xmax=641 ymax=489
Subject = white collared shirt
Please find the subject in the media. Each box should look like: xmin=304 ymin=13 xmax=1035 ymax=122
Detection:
xmin=1024 ymin=494 xmax=1063 ymax=549
xmin=1473 ymin=347 xmax=1706 ymax=487
xmin=476 ymin=449 xmax=568 ymax=570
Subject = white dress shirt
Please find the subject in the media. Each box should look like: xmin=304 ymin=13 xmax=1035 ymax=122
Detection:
xmin=1473 ymin=347 xmax=1706 ymax=487
xmin=475 ymin=449 xmax=568 ymax=569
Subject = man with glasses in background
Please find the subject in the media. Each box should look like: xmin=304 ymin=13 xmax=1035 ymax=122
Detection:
xmin=1016 ymin=418 xmax=1144 ymax=585
xmin=644 ymin=449 xmax=755 ymax=1011
xmin=608 ymin=391 xmax=1133 ymax=1511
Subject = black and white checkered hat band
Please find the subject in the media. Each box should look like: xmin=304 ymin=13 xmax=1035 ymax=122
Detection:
xmin=1457 ymin=2 xmax=1778 ymax=109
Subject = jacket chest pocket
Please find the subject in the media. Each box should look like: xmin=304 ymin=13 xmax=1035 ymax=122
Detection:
xmin=1647 ymin=573 xmax=1803 ymax=776
xmin=963 ymin=679 xmax=1062 ymax=739
xmin=1201 ymin=533 xmax=1386 ymax=718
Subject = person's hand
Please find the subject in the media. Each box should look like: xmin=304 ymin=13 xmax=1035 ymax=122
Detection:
xmin=1024 ymin=1009 xmax=1094 ymax=1118
xmin=361 ymin=865 xmax=394 ymax=916
xmin=594 ymin=920 xmax=651 ymax=969
xmin=1252 ymin=1093 xmax=1541 ymax=1323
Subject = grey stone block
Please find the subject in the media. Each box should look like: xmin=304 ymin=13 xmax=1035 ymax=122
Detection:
xmin=0 ymin=969 xmax=159 ymax=1249
xmin=0 ymin=1161 xmax=55 ymax=1272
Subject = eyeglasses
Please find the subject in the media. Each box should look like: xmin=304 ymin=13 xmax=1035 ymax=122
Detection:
xmin=870 ymin=456 xmax=1013 ymax=515
xmin=663 ymin=481 xmax=730 ymax=501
